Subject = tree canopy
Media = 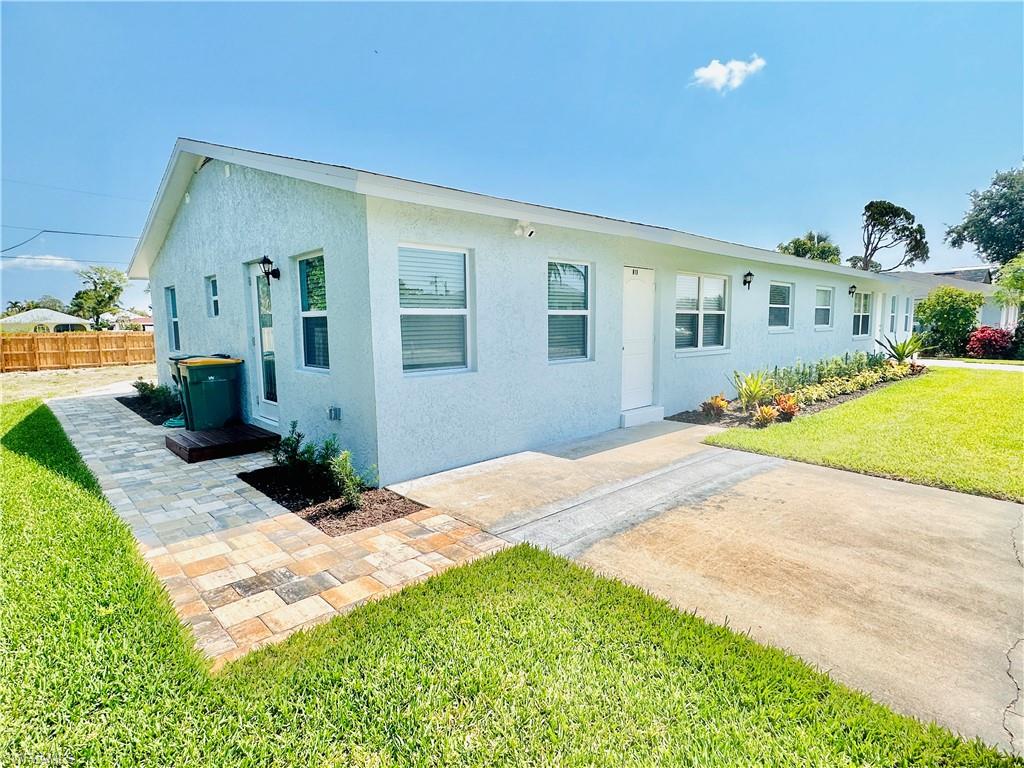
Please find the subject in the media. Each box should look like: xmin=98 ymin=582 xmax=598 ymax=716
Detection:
xmin=777 ymin=231 xmax=841 ymax=264
xmin=993 ymin=252 xmax=1024 ymax=309
xmin=945 ymin=168 xmax=1024 ymax=266
xmin=848 ymin=201 xmax=929 ymax=272
xmin=2 ymin=295 xmax=69 ymax=318
xmin=67 ymin=266 xmax=127 ymax=328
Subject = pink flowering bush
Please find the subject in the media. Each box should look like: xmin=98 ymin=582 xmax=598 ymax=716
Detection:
xmin=965 ymin=326 xmax=1013 ymax=359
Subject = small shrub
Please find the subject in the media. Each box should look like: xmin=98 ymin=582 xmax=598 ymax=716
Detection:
xmin=132 ymin=378 xmax=180 ymax=414
xmin=752 ymin=404 xmax=779 ymax=428
xmin=965 ymin=326 xmax=1014 ymax=359
xmin=700 ymin=394 xmax=730 ymax=420
xmin=330 ymin=450 xmax=365 ymax=508
xmin=1013 ymin=319 xmax=1024 ymax=360
xmin=773 ymin=393 xmax=799 ymax=422
xmin=272 ymin=421 xmax=306 ymax=471
xmin=731 ymin=371 xmax=776 ymax=412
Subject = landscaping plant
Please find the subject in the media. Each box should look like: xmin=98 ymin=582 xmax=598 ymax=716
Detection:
xmin=329 ymin=450 xmax=366 ymax=508
xmin=773 ymin=394 xmax=799 ymax=422
xmin=965 ymin=326 xmax=1014 ymax=359
xmin=131 ymin=378 xmax=181 ymax=414
xmin=273 ymin=421 xmax=370 ymax=502
xmin=914 ymin=286 xmax=985 ymax=356
xmin=700 ymin=394 xmax=729 ymax=420
xmin=752 ymin=404 xmax=780 ymax=428
xmin=730 ymin=370 xmax=776 ymax=412
xmin=876 ymin=334 xmax=926 ymax=364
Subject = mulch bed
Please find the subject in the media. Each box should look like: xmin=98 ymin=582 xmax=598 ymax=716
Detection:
xmin=668 ymin=369 xmax=927 ymax=429
xmin=115 ymin=395 xmax=180 ymax=426
xmin=237 ymin=464 xmax=424 ymax=536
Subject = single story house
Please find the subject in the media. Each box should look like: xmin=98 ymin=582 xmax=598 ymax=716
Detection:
xmin=130 ymin=138 xmax=934 ymax=485
xmin=0 ymin=308 xmax=91 ymax=333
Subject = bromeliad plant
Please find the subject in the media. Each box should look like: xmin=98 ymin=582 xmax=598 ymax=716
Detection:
xmin=876 ymin=333 xmax=927 ymax=364
xmin=700 ymin=394 xmax=730 ymax=420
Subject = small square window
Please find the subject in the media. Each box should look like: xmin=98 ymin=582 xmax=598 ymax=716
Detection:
xmin=814 ymin=287 xmax=833 ymax=328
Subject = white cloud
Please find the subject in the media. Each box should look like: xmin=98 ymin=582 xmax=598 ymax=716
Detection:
xmin=0 ymin=254 xmax=82 ymax=272
xmin=692 ymin=54 xmax=766 ymax=92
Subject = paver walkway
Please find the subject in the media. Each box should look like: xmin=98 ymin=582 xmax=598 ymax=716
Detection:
xmin=50 ymin=395 xmax=505 ymax=665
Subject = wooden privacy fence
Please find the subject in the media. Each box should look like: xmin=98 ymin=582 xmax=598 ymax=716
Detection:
xmin=0 ymin=332 xmax=156 ymax=372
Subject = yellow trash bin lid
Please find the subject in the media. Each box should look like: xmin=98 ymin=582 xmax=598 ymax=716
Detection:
xmin=178 ymin=357 xmax=243 ymax=366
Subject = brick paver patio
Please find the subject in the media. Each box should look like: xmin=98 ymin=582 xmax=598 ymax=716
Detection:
xmin=50 ymin=395 xmax=505 ymax=665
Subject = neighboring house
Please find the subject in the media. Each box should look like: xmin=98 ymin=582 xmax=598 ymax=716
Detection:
xmin=130 ymin=139 xmax=929 ymax=484
xmin=902 ymin=271 xmax=1019 ymax=331
xmin=100 ymin=311 xmax=156 ymax=331
xmin=0 ymin=308 xmax=91 ymax=333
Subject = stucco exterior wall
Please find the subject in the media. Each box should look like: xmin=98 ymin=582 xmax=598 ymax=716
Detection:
xmin=365 ymin=198 xmax=906 ymax=484
xmin=148 ymin=160 xmax=379 ymax=473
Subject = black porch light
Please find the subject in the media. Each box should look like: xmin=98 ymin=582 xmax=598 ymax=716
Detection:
xmin=742 ymin=271 xmax=754 ymax=290
xmin=848 ymin=284 xmax=857 ymax=296
xmin=259 ymin=255 xmax=281 ymax=282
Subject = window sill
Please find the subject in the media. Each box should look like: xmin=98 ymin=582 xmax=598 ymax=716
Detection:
xmin=852 ymin=335 xmax=871 ymax=341
xmin=768 ymin=328 xmax=795 ymax=334
xmin=298 ymin=366 xmax=331 ymax=375
xmin=813 ymin=326 xmax=834 ymax=332
xmin=675 ymin=347 xmax=731 ymax=358
xmin=548 ymin=357 xmax=594 ymax=366
xmin=403 ymin=366 xmax=474 ymax=379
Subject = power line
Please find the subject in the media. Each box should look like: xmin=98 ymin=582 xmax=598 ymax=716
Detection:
xmin=1 ymin=228 xmax=139 ymax=253
xmin=2 ymin=177 xmax=149 ymax=203
xmin=1 ymin=254 xmax=131 ymax=266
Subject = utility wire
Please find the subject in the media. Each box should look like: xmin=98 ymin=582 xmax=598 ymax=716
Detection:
xmin=2 ymin=177 xmax=149 ymax=203
xmin=1 ymin=254 xmax=130 ymax=265
xmin=1 ymin=228 xmax=139 ymax=252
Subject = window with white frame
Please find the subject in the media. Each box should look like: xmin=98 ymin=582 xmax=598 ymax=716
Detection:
xmin=852 ymin=292 xmax=872 ymax=336
xmin=399 ymin=246 xmax=469 ymax=372
xmin=888 ymin=295 xmax=898 ymax=333
xmin=165 ymin=286 xmax=180 ymax=351
xmin=768 ymin=282 xmax=794 ymax=329
xmin=205 ymin=275 xmax=219 ymax=317
xmin=903 ymin=297 xmax=912 ymax=332
xmin=547 ymin=262 xmax=591 ymax=360
xmin=814 ymin=287 xmax=833 ymax=328
xmin=675 ymin=273 xmax=727 ymax=350
xmin=298 ymin=254 xmax=329 ymax=369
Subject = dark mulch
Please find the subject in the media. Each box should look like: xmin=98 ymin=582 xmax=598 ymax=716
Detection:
xmin=115 ymin=395 xmax=180 ymax=426
xmin=237 ymin=464 xmax=424 ymax=536
xmin=667 ymin=369 xmax=927 ymax=429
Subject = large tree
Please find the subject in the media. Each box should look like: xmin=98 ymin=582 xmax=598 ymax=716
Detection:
xmin=945 ymin=168 xmax=1024 ymax=266
xmin=777 ymin=231 xmax=841 ymax=264
xmin=68 ymin=266 xmax=127 ymax=328
xmin=847 ymin=201 xmax=929 ymax=272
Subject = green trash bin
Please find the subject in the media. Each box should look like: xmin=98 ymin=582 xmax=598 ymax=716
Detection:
xmin=176 ymin=357 xmax=243 ymax=431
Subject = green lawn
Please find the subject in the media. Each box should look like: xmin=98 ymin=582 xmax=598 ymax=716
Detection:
xmin=707 ymin=368 xmax=1024 ymax=502
xmin=922 ymin=357 xmax=1024 ymax=366
xmin=2 ymin=399 xmax=1016 ymax=766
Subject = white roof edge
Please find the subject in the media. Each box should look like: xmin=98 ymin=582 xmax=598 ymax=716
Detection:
xmin=129 ymin=138 xmax=916 ymax=286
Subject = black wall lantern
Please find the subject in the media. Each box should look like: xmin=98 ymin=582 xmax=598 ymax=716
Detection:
xmin=742 ymin=271 xmax=754 ymax=290
xmin=259 ymin=255 xmax=280 ymax=282
xmin=848 ymin=284 xmax=857 ymax=297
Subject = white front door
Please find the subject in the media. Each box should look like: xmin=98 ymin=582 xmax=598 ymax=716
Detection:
xmin=249 ymin=264 xmax=279 ymax=424
xmin=621 ymin=266 xmax=655 ymax=411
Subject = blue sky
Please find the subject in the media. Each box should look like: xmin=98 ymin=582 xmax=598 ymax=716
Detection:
xmin=2 ymin=2 xmax=1021 ymax=313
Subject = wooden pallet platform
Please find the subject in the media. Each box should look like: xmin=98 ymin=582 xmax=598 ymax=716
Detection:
xmin=165 ymin=423 xmax=280 ymax=463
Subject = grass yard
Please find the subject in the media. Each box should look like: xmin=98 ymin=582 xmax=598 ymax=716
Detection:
xmin=2 ymin=398 xmax=1017 ymax=766
xmin=922 ymin=357 xmax=1024 ymax=366
xmin=707 ymin=367 xmax=1024 ymax=502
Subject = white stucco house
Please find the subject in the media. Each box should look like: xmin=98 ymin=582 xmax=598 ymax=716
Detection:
xmin=130 ymin=139 xmax=938 ymax=484
xmin=0 ymin=308 xmax=91 ymax=333
xmin=901 ymin=270 xmax=1019 ymax=331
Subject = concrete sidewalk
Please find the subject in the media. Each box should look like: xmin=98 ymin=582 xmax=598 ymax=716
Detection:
xmin=921 ymin=358 xmax=1024 ymax=373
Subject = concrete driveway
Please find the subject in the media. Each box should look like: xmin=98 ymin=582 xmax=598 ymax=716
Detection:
xmin=393 ymin=421 xmax=1024 ymax=754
